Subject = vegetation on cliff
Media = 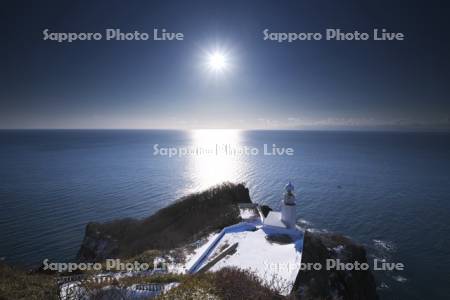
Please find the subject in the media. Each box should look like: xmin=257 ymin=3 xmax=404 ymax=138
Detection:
xmin=77 ymin=183 xmax=251 ymax=261
xmin=158 ymin=267 xmax=286 ymax=300
xmin=0 ymin=263 xmax=58 ymax=300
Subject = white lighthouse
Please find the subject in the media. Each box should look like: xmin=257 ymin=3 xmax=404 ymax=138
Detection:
xmin=281 ymin=182 xmax=297 ymax=228
xmin=263 ymin=182 xmax=298 ymax=229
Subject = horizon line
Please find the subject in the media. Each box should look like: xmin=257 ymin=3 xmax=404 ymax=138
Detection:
xmin=1 ymin=128 xmax=449 ymax=133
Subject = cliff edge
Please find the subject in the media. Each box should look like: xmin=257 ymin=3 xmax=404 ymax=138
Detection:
xmin=293 ymin=231 xmax=378 ymax=300
xmin=77 ymin=183 xmax=251 ymax=261
xmin=76 ymin=184 xmax=378 ymax=300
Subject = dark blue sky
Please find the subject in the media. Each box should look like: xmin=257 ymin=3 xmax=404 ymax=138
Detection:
xmin=1 ymin=0 xmax=449 ymax=129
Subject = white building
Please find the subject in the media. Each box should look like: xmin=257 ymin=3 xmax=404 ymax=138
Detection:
xmin=264 ymin=182 xmax=297 ymax=229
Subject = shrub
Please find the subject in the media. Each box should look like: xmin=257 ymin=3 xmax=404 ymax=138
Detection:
xmin=159 ymin=267 xmax=286 ymax=300
xmin=78 ymin=183 xmax=251 ymax=260
xmin=0 ymin=263 xmax=58 ymax=300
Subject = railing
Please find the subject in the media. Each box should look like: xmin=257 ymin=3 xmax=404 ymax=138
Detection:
xmin=134 ymin=283 xmax=164 ymax=292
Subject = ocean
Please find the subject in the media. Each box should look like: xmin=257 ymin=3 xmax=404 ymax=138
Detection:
xmin=0 ymin=130 xmax=449 ymax=299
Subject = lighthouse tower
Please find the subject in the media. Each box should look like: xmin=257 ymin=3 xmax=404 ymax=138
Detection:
xmin=281 ymin=182 xmax=297 ymax=228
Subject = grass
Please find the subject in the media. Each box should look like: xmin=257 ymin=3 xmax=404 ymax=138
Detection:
xmin=0 ymin=263 xmax=58 ymax=300
xmin=158 ymin=267 xmax=287 ymax=300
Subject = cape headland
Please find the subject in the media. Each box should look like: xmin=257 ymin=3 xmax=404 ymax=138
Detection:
xmin=74 ymin=182 xmax=378 ymax=300
xmin=0 ymin=183 xmax=378 ymax=299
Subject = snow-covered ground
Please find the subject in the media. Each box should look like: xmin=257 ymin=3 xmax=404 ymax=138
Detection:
xmin=59 ymin=205 xmax=304 ymax=298
xmin=184 ymin=219 xmax=304 ymax=295
xmin=238 ymin=207 xmax=260 ymax=221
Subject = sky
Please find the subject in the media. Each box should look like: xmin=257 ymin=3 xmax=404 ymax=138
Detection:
xmin=1 ymin=0 xmax=449 ymax=130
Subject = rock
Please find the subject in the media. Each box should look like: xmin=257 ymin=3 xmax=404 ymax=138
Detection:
xmin=260 ymin=205 xmax=273 ymax=217
xmin=77 ymin=223 xmax=120 ymax=262
xmin=293 ymin=231 xmax=378 ymax=300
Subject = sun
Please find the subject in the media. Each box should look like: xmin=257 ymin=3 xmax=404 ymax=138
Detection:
xmin=206 ymin=51 xmax=228 ymax=72
xmin=201 ymin=45 xmax=233 ymax=75
xmin=208 ymin=52 xmax=226 ymax=70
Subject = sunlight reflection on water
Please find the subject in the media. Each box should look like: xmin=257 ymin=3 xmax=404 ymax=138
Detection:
xmin=186 ymin=129 xmax=247 ymax=192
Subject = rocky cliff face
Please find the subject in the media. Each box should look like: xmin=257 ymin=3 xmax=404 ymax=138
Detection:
xmin=76 ymin=223 xmax=120 ymax=262
xmin=294 ymin=231 xmax=378 ymax=300
xmin=260 ymin=205 xmax=378 ymax=300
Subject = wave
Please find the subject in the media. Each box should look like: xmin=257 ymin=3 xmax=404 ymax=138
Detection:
xmin=377 ymin=282 xmax=389 ymax=290
xmin=372 ymin=239 xmax=396 ymax=252
xmin=391 ymin=275 xmax=408 ymax=283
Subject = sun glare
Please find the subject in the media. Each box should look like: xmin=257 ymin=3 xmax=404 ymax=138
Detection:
xmin=206 ymin=51 xmax=229 ymax=72
xmin=208 ymin=52 xmax=226 ymax=70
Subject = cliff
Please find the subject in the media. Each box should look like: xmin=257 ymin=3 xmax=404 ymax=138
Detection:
xmin=77 ymin=183 xmax=251 ymax=261
xmin=293 ymin=231 xmax=378 ymax=300
xmin=260 ymin=205 xmax=378 ymax=300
